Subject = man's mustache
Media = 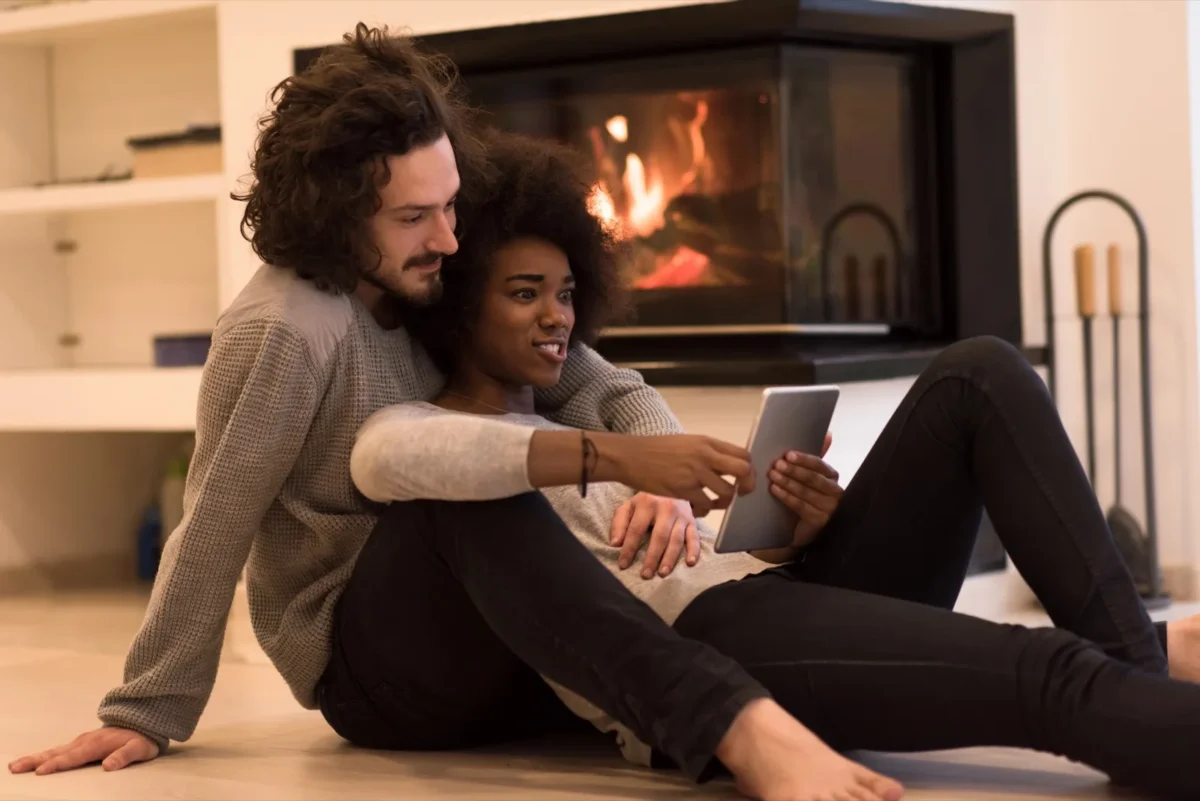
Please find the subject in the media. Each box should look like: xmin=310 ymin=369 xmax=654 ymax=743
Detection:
xmin=404 ymin=251 xmax=448 ymax=269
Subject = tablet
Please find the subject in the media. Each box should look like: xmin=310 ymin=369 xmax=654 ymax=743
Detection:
xmin=713 ymin=385 xmax=840 ymax=554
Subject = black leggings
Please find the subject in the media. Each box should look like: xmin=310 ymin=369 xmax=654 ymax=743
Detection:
xmin=674 ymin=336 xmax=1186 ymax=792
xmin=322 ymin=336 xmax=1195 ymax=797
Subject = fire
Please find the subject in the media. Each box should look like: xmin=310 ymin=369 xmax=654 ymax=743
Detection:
xmin=587 ymin=184 xmax=617 ymax=227
xmin=587 ymin=101 xmax=714 ymax=287
xmin=623 ymin=153 xmax=665 ymax=238
xmin=605 ymin=115 xmax=629 ymax=143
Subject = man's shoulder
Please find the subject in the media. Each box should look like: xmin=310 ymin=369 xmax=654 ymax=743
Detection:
xmin=215 ymin=265 xmax=356 ymax=369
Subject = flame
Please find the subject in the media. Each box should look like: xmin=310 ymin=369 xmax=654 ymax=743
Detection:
xmin=623 ymin=153 xmax=665 ymax=237
xmin=587 ymin=183 xmax=617 ymax=228
xmin=632 ymin=245 xmax=711 ymax=289
xmin=679 ymin=100 xmax=708 ymax=189
xmin=585 ymin=99 xmax=717 ymax=288
xmin=605 ymin=115 xmax=628 ymax=143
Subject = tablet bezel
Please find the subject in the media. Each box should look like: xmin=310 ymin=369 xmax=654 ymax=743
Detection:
xmin=712 ymin=385 xmax=840 ymax=554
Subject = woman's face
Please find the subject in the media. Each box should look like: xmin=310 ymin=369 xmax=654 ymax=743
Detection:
xmin=464 ymin=237 xmax=576 ymax=389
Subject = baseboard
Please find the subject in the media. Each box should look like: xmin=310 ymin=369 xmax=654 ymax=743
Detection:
xmin=0 ymin=551 xmax=137 ymax=595
xmin=1161 ymin=563 xmax=1198 ymax=602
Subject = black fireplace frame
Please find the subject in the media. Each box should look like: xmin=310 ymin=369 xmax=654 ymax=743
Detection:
xmin=295 ymin=0 xmax=1027 ymax=390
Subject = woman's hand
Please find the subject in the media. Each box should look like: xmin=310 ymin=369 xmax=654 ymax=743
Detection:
xmin=610 ymin=493 xmax=700 ymax=579
xmin=768 ymin=432 xmax=842 ymax=548
xmin=597 ymin=433 xmax=755 ymax=516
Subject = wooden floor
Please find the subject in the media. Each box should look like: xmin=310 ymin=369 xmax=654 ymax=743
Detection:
xmin=0 ymin=586 xmax=1185 ymax=800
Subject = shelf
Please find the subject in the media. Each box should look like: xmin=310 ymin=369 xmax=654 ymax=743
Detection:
xmin=0 ymin=0 xmax=215 ymax=45
xmin=0 ymin=367 xmax=202 ymax=432
xmin=0 ymin=174 xmax=224 ymax=216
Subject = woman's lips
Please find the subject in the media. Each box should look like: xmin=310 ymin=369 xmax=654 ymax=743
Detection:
xmin=534 ymin=341 xmax=567 ymax=364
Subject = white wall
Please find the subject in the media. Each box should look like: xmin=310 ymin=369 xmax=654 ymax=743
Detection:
xmin=213 ymin=0 xmax=1200 ymax=606
xmin=1 ymin=0 xmax=1196 ymax=611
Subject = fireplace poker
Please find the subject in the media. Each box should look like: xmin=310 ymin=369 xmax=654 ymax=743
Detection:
xmin=1074 ymin=244 xmax=1097 ymax=485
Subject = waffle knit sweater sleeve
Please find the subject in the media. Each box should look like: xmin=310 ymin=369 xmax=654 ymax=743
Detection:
xmin=96 ymin=318 xmax=326 ymax=750
xmin=536 ymin=343 xmax=683 ymax=436
xmin=351 ymin=405 xmax=535 ymax=503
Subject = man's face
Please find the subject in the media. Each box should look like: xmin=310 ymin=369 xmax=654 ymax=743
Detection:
xmin=364 ymin=133 xmax=460 ymax=307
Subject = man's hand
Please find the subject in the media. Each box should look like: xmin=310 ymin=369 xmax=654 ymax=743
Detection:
xmin=610 ymin=493 xmax=700 ymax=579
xmin=9 ymin=727 xmax=159 ymax=776
xmin=768 ymin=432 xmax=842 ymax=548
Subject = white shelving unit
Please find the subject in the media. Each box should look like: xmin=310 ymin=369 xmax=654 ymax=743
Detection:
xmin=0 ymin=366 xmax=203 ymax=432
xmin=0 ymin=173 xmax=224 ymax=216
xmin=0 ymin=0 xmax=224 ymax=433
xmin=0 ymin=0 xmax=215 ymax=45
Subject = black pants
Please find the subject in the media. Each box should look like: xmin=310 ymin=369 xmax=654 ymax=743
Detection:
xmin=319 ymin=489 xmax=767 ymax=781
xmin=321 ymin=336 xmax=1190 ymax=795
xmin=674 ymin=336 xmax=1200 ymax=797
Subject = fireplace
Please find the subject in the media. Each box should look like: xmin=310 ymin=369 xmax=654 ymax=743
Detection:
xmin=467 ymin=43 xmax=922 ymax=338
xmin=296 ymin=0 xmax=1024 ymax=388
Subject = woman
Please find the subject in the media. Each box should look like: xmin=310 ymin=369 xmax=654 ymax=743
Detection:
xmin=351 ymin=131 xmax=1200 ymax=801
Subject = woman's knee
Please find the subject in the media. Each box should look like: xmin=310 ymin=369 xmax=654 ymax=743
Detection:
xmin=925 ymin=335 xmax=1034 ymax=386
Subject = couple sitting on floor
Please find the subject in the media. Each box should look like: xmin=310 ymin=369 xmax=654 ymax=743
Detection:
xmin=12 ymin=24 xmax=1200 ymax=801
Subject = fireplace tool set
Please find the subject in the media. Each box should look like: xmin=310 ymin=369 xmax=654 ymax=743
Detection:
xmin=1042 ymin=191 xmax=1167 ymax=607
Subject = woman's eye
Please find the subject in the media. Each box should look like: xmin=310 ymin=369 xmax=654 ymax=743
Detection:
xmin=513 ymin=289 xmax=536 ymax=301
xmin=559 ymin=290 xmax=574 ymax=303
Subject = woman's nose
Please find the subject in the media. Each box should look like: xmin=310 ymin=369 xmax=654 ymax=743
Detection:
xmin=540 ymin=309 xmax=567 ymax=329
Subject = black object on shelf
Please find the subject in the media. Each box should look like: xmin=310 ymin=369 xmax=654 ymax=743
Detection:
xmin=126 ymin=124 xmax=222 ymax=151
xmin=1041 ymin=190 xmax=1168 ymax=608
xmin=154 ymin=333 xmax=212 ymax=367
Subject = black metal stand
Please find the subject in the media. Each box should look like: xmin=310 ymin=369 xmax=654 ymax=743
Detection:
xmin=819 ymin=201 xmax=905 ymax=322
xmin=1042 ymin=190 xmax=1168 ymax=608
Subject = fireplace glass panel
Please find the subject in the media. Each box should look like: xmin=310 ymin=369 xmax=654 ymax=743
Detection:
xmin=783 ymin=46 xmax=922 ymax=330
xmin=466 ymin=44 xmax=926 ymax=334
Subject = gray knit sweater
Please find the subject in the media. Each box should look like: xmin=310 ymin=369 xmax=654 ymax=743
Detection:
xmin=96 ymin=265 xmax=684 ymax=750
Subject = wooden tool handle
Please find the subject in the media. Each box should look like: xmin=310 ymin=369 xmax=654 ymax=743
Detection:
xmin=1074 ymin=244 xmax=1096 ymax=318
xmin=1107 ymin=244 xmax=1121 ymax=317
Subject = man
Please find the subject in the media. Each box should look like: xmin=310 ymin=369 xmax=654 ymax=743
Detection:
xmin=9 ymin=24 xmax=889 ymax=801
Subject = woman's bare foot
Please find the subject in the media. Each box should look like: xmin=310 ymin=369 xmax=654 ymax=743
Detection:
xmin=716 ymin=698 xmax=904 ymax=801
xmin=1167 ymin=614 xmax=1200 ymax=682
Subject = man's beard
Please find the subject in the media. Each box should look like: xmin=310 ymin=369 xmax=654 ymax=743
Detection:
xmin=362 ymin=251 xmax=446 ymax=310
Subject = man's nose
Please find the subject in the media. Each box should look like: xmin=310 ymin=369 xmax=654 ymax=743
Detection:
xmin=427 ymin=211 xmax=458 ymax=255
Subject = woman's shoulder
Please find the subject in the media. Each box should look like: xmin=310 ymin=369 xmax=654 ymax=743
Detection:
xmin=359 ymin=400 xmax=445 ymax=430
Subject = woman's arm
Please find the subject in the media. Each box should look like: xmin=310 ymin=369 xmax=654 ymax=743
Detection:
xmin=352 ymin=406 xmax=640 ymax=502
xmin=351 ymin=406 xmax=537 ymax=502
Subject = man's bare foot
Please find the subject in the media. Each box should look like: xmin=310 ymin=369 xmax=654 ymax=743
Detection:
xmin=1167 ymin=614 xmax=1200 ymax=682
xmin=716 ymin=698 xmax=904 ymax=801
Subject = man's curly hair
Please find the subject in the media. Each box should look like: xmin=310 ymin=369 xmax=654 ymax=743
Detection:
xmin=410 ymin=129 xmax=629 ymax=373
xmin=233 ymin=23 xmax=486 ymax=293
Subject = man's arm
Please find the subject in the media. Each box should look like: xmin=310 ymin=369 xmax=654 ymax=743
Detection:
xmin=535 ymin=343 xmax=683 ymax=436
xmin=96 ymin=319 xmax=326 ymax=750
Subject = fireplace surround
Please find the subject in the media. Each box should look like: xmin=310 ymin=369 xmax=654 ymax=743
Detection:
xmin=298 ymin=0 xmax=1034 ymax=389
